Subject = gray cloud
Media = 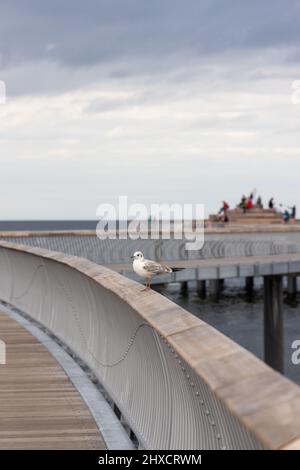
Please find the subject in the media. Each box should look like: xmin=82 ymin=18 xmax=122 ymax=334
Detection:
xmin=1 ymin=1 xmax=300 ymax=82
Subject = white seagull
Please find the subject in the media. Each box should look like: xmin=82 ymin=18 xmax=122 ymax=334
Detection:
xmin=131 ymin=251 xmax=184 ymax=290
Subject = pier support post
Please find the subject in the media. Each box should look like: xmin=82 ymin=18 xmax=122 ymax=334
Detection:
xmin=196 ymin=280 xmax=206 ymax=299
xmin=287 ymin=275 xmax=297 ymax=299
xmin=246 ymin=276 xmax=254 ymax=293
xmin=180 ymin=281 xmax=188 ymax=297
xmin=208 ymin=279 xmax=221 ymax=301
xmin=245 ymin=276 xmax=254 ymax=301
xmin=263 ymin=275 xmax=284 ymax=373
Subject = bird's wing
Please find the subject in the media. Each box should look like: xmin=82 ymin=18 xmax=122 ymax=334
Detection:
xmin=143 ymin=260 xmax=172 ymax=275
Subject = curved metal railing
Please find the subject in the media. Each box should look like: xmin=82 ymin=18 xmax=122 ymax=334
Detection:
xmin=0 ymin=240 xmax=299 ymax=450
xmin=2 ymin=228 xmax=300 ymax=266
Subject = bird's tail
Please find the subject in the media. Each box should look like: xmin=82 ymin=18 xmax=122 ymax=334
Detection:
xmin=170 ymin=267 xmax=185 ymax=272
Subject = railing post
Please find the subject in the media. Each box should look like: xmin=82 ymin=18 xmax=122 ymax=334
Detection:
xmin=263 ymin=275 xmax=284 ymax=373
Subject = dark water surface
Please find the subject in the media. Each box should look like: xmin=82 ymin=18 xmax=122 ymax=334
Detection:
xmin=0 ymin=220 xmax=99 ymax=231
xmin=157 ymin=278 xmax=300 ymax=386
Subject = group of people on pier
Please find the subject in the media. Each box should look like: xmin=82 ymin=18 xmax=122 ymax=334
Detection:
xmin=238 ymin=192 xmax=258 ymax=213
xmin=218 ymin=191 xmax=297 ymax=224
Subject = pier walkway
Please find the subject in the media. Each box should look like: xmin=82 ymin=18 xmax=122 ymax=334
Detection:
xmin=0 ymin=310 xmax=105 ymax=450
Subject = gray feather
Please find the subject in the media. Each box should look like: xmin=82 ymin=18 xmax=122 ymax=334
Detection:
xmin=143 ymin=261 xmax=172 ymax=275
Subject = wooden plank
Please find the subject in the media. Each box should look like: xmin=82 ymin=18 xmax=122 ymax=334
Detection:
xmin=0 ymin=312 xmax=105 ymax=450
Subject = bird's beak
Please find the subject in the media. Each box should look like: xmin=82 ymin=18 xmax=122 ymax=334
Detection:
xmin=131 ymin=255 xmax=134 ymax=259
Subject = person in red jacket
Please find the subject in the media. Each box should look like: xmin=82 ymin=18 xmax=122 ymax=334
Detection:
xmin=246 ymin=192 xmax=255 ymax=210
xmin=223 ymin=201 xmax=229 ymax=211
xmin=218 ymin=201 xmax=230 ymax=222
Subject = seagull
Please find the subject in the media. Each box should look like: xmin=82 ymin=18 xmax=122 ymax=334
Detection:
xmin=131 ymin=251 xmax=184 ymax=290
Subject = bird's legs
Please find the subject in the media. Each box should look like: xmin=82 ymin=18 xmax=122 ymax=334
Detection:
xmin=141 ymin=280 xmax=148 ymax=291
xmin=141 ymin=279 xmax=151 ymax=291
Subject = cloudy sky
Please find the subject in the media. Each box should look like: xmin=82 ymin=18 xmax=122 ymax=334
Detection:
xmin=1 ymin=0 xmax=300 ymax=219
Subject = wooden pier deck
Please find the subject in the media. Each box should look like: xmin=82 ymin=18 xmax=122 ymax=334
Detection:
xmin=0 ymin=311 xmax=106 ymax=450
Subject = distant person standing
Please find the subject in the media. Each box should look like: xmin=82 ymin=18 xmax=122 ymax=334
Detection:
xmin=239 ymin=195 xmax=247 ymax=213
xmin=290 ymin=205 xmax=296 ymax=219
xmin=218 ymin=201 xmax=229 ymax=222
xmin=268 ymin=198 xmax=274 ymax=210
xmin=256 ymin=196 xmax=263 ymax=209
xmin=250 ymin=188 xmax=257 ymax=201
xmin=219 ymin=201 xmax=229 ymax=213
xmin=283 ymin=209 xmax=290 ymax=223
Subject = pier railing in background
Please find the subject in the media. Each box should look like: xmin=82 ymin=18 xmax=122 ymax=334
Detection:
xmin=2 ymin=226 xmax=300 ymax=266
xmin=0 ymin=241 xmax=299 ymax=450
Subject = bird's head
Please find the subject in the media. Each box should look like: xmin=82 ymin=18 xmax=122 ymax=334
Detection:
xmin=131 ymin=251 xmax=144 ymax=260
